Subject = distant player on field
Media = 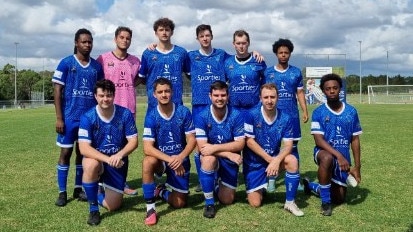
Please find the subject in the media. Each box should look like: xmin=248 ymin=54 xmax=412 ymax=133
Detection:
xmin=97 ymin=26 xmax=141 ymax=195
xmin=141 ymin=78 xmax=196 ymax=226
xmin=302 ymin=73 xmax=362 ymax=216
xmin=52 ymin=28 xmax=104 ymax=207
xmin=243 ymin=83 xmax=304 ymax=216
xmin=78 ymin=79 xmax=138 ymax=225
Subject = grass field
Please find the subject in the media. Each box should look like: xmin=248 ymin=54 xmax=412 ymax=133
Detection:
xmin=0 ymin=100 xmax=412 ymax=232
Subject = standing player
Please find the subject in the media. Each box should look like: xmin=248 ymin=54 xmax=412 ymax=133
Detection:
xmin=243 ymin=83 xmax=303 ymax=216
xmin=303 ymin=73 xmax=362 ymax=216
xmin=195 ymin=81 xmax=245 ymax=219
xmin=263 ymin=38 xmax=308 ymax=191
xmin=79 ymin=79 xmax=138 ymax=226
xmin=138 ymin=17 xmax=188 ymax=111
xmin=97 ymin=26 xmax=141 ymax=195
xmin=224 ymin=29 xmax=267 ymax=114
xmin=52 ymin=28 xmax=104 ymax=207
xmin=141 ymin=78 xmax=196 ymax=226
xmin=187 ymin=25 xmax=265 ymax=192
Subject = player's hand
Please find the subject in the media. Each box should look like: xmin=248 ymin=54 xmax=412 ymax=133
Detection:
xmin=147 ymin=43 xmax=157 ymax=51
xmin=266 ymin=157 xmax=281 ymax=176
xmin=302 ymin=112 xmax=309 ymax=123
xmin=227 ymin=152 xmax=242 ymax=165
xmin=168 ymin=155 xmax=183 ymax=170
xmin=337 ymin=155 xmax=350 ymax=172
xmin=199 ymin=144 xmax=216 ymax=157
xmin=174 ymin=165 xmax=185 ymax=176
xmin=252 ymin=51 xmax=265 ymax=63
xmin=107 ymin=154 xmax=124 ymax=168
xmin=55 ymin=119 xmax=64 ymax=134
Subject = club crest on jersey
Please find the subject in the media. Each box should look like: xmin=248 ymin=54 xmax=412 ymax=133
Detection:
xmin=206 ymin=65 xmax=212 ymax=74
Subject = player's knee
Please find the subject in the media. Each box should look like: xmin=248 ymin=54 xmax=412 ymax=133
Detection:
xmin=284 ymin=155 xmax=299 ymax=172
xmin=169 ymin=193 xmax=187 ymax=209
xmin=142 ymin=156 xmax=158 ymax=172
xmin=248 ymin=197 xmax=262 ymax=208
xmin=317 ymin=152 xmax=334 ymax=166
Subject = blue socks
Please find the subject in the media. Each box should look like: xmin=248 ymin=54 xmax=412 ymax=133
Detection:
xmin=285 ymin=171 xmax=300 ymax=201
xmin=57 ymin=164 xmax=69 ymax=192
xmin=75 ymin=165 xmax=83 ymax=188
xmin=320 ymin=184 xmax=331 ymax=204
xmin=83 ymin=181 xmax=99 ymax=212
xmin=199 ymin=168 xmax=215 ymax=205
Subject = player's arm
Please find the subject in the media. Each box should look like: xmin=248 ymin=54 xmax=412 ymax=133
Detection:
xmin=108 ymin=136 xmax=139 ymax=168
xmin=79 ymin=141 xmax=123 ymax=168
xmin=266 ymin=139 xmax=293 ymax=176
xmin=313 ymin=133 xmax=350 ymax=171
xmin=143 ymin=140 xmax=174 ymax=163
xmin=53 ymin=83 xmax=64 ymax=134
xmin=169 ymin=133 xmax=197 ymax=175
xmin=350 ymin=135 xmax=361 ymax=183
xmin=246 ymin=137 xmax=272 ymax=163
xmin=199 ymin=138 xmax=244 ymax=165
xmin=297 ymin=88 xmax=309 ymax=123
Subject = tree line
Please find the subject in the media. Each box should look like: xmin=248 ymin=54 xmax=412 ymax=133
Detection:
xmin=1 ymin=63 xmax=412 ymax=102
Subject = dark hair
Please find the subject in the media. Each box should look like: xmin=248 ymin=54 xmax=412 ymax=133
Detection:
xmin=153 ymin=78 xmax=172 ymax=91
xmin=319 ymin=73 xmax=343 ymax=89
xmin=272 ymin=38 xmax=294 ymax=54
xmin=73 ymin=28 xmax=92 ymax=54
xmin=115 ymin=26 xmax=132 ymax=38
xmin=153 ymin=17 xmax=175 ymax=32
xmin=233 ymin=29 xmax=250 ymax=43
xmin=94 ymin=79 xmax=115 ymax=94
xmin=260 ymin=83 xmax=278 ymax=95
xmin=210 ymin=80 xmax=228 ymax=94
xmin=196 ymin=24 xmax=212 ymax=37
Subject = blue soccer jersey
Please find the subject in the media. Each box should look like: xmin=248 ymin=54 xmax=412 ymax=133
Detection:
xmin=52 ymin=55 xmax=104 ymax=121
xmin=224 ymin=55 xmax=266 ymax=109
xmin=138 ymin=45 xmax=188 ymax=109
xmin=143 ymin=104 xmax=195 ymax=156
xmin=264 ymin=65 xmax=304 ymax=139
xmin=311 ymin=102 xmax=363 ymax=163
xmin=78 ymin=105 xmax=138 ymax=155
xmin=243 ymin=105 xmax=294 ymax=169
xmin=187 ymin=48 xmax=228 ymax=106
xmin=194 ymin=105 xmax=245 ymax=145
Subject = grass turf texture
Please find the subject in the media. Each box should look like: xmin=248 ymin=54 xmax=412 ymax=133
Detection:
xmin=0 ymin=101 xmax=412 ymax=232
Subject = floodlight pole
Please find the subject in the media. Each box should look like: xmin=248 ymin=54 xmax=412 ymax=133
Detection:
xmin=386 ymin=50 xmax=389 ymax=96
xmin=14 ymin=42 xmax=19 ymax=108
xmin=358 ymin=41 xmax=362 ymax=103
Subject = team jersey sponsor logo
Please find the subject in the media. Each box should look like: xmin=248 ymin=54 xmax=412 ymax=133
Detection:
xmin=54 ymin=70 xmax=63 ymax=79
xmin=311 ymin=122 xmax=320 ymax=130
xmin=143 ymin=128 xmax=152 ymax=136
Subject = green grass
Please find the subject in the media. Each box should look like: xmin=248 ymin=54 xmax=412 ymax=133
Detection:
xmin=0 ymin=102 xmax=412 ymax=232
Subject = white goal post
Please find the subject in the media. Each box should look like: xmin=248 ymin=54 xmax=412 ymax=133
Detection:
xmin=367 ymin=85 xmax=413 ymax=104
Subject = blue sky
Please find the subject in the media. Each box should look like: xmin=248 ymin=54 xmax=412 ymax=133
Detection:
xmin=1 ymin=0 xmax=412 ymax=77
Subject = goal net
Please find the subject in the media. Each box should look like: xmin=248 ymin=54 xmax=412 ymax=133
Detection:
xmin=367 ymin=85 xmax=413 ymax=104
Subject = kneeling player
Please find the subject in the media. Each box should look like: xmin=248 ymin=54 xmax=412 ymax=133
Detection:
xmin=141 ymin=78 xmax=196 ymax=226
xmin=303 ymin=73 xmax=362 ymax=216
xmin=243 ymin=83 xmax=303 ymax=216
xmin=78 ymin=79 xmax=138 ymax=226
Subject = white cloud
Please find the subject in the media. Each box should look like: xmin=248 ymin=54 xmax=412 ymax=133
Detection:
xmin=0 ymin=0 xmax=412 ymax=76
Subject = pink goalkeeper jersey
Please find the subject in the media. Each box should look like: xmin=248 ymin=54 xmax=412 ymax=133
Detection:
xmin=97 ymin=52 xmax=141 ymax=115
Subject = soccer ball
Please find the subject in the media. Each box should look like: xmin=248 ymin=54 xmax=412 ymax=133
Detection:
xmin=346 ymin=174 xmax=358 ymax=187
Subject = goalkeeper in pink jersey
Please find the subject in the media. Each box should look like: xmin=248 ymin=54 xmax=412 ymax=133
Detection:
xmin=97 ymin=26 xmax=143 ymax=195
